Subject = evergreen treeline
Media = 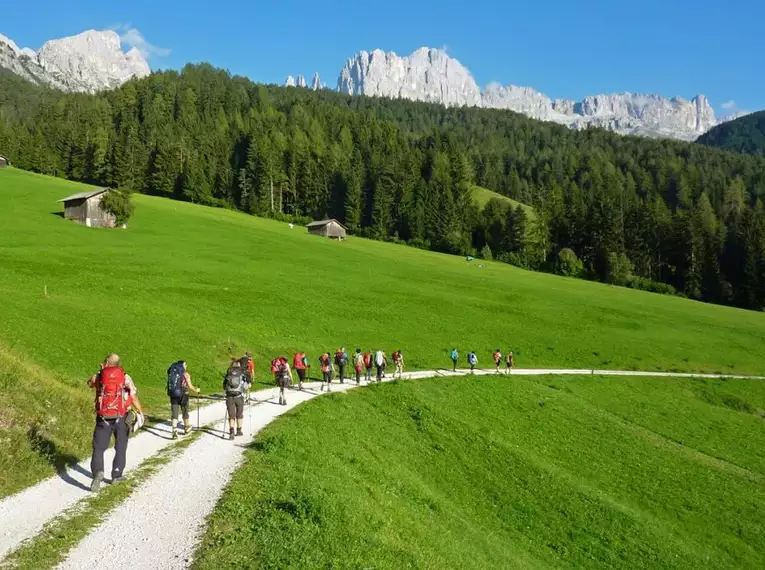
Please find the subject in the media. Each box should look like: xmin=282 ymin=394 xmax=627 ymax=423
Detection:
xmin=2 ymin=64 xmax=765 ymax=310
xmin=697 ymin=110 xmax=765 ymax=157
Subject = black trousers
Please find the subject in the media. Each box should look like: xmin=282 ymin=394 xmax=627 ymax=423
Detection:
xmin=91 ymin=416 xmax=128 ymax=480
xmin=338 ymin=363 xmax=346 ymax=382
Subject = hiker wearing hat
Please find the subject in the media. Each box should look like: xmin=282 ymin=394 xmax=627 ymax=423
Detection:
xmin=223 ymin=360 xmax=250 ymax=440
xmin=87 ymin=353 xmax=142 ymax=492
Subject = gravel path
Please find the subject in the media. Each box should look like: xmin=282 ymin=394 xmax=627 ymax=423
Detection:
xmin=2 ymin=367 xmax=763 ymax=567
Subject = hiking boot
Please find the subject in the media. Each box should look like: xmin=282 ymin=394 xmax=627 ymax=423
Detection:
xmin=236 ymin=428 xmax=244 ymax=437
xmin=172 ymin=430 xmax=178 ymax=440
xmin=112 ymin=476 xmax=127 ymax=484
xmin=90 ymin=472 xmax=104 ymax=493
xmin=184 ymin=425 xmax=191 ymax=435
xmin=281 ymin=400 xmax=287 ymax=406
xmin=229 ymin=429 xmax=235 ymax=441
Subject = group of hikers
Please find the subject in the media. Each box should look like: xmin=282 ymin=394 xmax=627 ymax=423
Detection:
xmin=85 ymin=346 xmax=509 ymax=492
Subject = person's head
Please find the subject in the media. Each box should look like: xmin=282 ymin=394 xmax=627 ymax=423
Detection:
xmin=104 ymin=353 xmax=120 ymax=367
xmin=356 ymin=348 xmax=361 ymax=353
xmin=510 ymin=351 xmax=513 ymax=356
xmin=231 ymin=360 xmax=241 ymax=368
xmin=495 ymin=348 xmax=500 ymax=352
xmin=246 ymin=351 xmax=252 ymax=358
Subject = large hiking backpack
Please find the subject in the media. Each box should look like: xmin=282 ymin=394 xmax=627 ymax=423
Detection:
xmin=293 ymin=352 xmax=305 ymax=369
xmin=393 ymin=351 xmax=401 ymax=363
xmin=468 ymin=353 xmax=477 ymax=365
xmin=334 ymin=351 xmax=344 ymax=365
xmin=97 ymin=366 xmax=128 ymax=419
xmin=166 ymin=361 xmax=185 ymax=398
xmin=375 ymin=351 xmax=384 ymax=367
xmin=224 ymin=367 xmax=245 ymax=395
xmin=451 ymin=349 xmax=458 ymax=361
xmin=363 ymin=352 xmax=372 ymax=368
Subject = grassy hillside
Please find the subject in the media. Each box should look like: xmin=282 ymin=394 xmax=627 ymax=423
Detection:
xmin=1 ymin=167 xmax=765 ymax=496
xmin=697 ymin=111 xmax=765 ymax=157
xmin=193 ymin=374 xmax=765 ymax=569
xmin=470 ymin=185 xmax=536 ymax=218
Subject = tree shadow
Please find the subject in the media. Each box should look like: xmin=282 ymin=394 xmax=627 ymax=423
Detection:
xmin=27 ymin=424 xmax=91 ymax=491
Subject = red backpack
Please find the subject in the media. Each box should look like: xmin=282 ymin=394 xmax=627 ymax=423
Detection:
xmin=271 ymin=357 xmax=287 ymax=373
xmin=293 ymin=353 xmax=306 ymax=370
xmin=363 ymin=352 xmax=372 ymax=367
xmin=96 ymin=366 xmax=128 ymax=419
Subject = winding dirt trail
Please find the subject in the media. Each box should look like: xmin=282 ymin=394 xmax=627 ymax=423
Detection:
xmin=1 ymin=367 xmax=762 ymax=568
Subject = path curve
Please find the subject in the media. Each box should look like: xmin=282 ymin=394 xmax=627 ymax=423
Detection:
xmin=1 ymin=367 xmax=762 ymax=566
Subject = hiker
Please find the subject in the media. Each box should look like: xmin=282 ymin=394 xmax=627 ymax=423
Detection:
xmin=363 ymin=350 xmax=373 ymax=382
xmin=319 ymin=351 xmax=332 ymax=392
xmin=493 ymin=349 xmax=502 ymax=373
xmin=223 ymin=360 xmax=250 ymax=440
xmin=353 ymin=348 xmax=364 ymax=384
xmin=167 ymin=361 xmax=201 ymax=439
xmin=335 ymin=347 xmax=348 ymax=383
xmin=392 ymin=350 xmax=404 ymax=379
xmin=468 ymin=351 xmax=478 ymax=373
xmin=293 ymin=351 xmax=308 ymax=390
xmin=375 ymin=349 xmax=387 ymax=382
xmin=506 ymin=351 xmax=514 ymax=374
xmin=240 ymin=352 xmax=255 ymax=384
xmin=271 ymin=356 xmax=293 ymax=405
xmin=450 ymin=348 xmax=459 ymax=372
xmin=87 ymin=353 xmax=143 ymax=492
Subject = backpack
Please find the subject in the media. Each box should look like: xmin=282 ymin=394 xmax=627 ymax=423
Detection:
xmin=393 ymin=351 xmax=401 ymax=363
xmin=320 ymin=353 xmax=330 ymax=372
xmin=363 ymin=352 xmax=372 ymax=368
xmin=468 ymin=353 xmax=477 ymax=365
xmin=271 ymin=357 xmax=288 ymax=373
xmin=334 ymin=350 xmax=344 ymax=365
xmin=293 ymin=352 xmax=305 ymax=369
xmin=451 ymin=349 xmax=458 ymax=361
xmin=166 ymin=361 xmax=185 ymax=399
xmin=96 ymin=366 xmax=128 ymax=419
xmin=375 ymin=351 xmax=384 ymax=367
xmin=225 ymin=367 xmax=245 ymax=395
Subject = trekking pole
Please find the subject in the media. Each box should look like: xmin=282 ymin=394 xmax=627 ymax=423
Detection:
xmin=196 ymin=393 xmax=200 ymax=431
xmin=222 ymin=407 xmax=228 ymax=440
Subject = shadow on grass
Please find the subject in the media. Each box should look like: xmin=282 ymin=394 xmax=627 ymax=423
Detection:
xmin=27 ymin=424 xmax=91 ymax=491
xmin=50 ymin=212 xmax=65 ymax=219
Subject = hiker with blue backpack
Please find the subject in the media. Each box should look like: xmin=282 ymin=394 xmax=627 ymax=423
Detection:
xmin=450 ymin=348 xmax=459 ymax=372
xmin=167 ymin=361 xmax=201 ymax=439
xmin=468 ymin=351 xmax=478 ymax=373
xmin=335 ymin=347 xmax=348 ymax=383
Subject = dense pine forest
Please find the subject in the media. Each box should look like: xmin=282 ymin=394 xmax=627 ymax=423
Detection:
xmin=698 ymin=110 xmax=765 ymax=157
xmin=2 ymin=64 xmax=765 ymax=310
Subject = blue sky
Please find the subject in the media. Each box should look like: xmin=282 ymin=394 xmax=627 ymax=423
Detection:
xmin=2 ymin=0 xmax=763 ymax=114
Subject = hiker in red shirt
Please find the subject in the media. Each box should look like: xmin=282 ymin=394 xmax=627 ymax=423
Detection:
xmin=87 ymin=353 xmax=142 ymax=492
xmin=293 ymin=352 xmax=308 ymax=390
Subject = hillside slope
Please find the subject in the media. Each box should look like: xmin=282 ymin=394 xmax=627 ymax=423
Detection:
xmin=697 ymin=111 xmax=765 ymax=156
xmin=2 ymin=167 xmax=765 ymax=495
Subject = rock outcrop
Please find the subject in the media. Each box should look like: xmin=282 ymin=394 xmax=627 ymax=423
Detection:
xmin=338 ymin=47 xmax=728 ymax=140
xmin=0 ymin=30 xmax=149 ymax=93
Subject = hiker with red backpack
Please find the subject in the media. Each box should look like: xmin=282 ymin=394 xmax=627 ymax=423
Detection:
xmin=353 ymin=348 xmax=364 ymax=384
xmin=271 ymin=356 xmax=294 ymax=405
xmin=87 ymin=353 xmax=143 ymax=492
xmin=493 ymin=349 xmax=502 ymax=373
xmin=167 ymin=361 xmax=201 ymax=439
xmin=319 ymin=352 xmax=332 ymax=392
xmin=335 ymin=347 xmax=348 ymax=383
xmin=293 ymin=351 xmax=308 ymax=390
xmin=392 ymin=350 xmax=404 ymax=379
xmin=363 ymin=350 xmax=373 ymax=383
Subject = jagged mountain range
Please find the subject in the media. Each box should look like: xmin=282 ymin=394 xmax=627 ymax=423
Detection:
xmin=0 ymin=30 xmax=149 ymax=93
xmin=0 ymin=29 xmax=747 ymax=140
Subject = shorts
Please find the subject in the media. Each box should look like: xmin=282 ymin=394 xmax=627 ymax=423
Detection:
xmin=226 ymin=394 xmax=245 ymax=420
xmin=277 ymin=374 xmax=291 ymax=388
xmin=170 ymin=394 xmax=189 ymax=419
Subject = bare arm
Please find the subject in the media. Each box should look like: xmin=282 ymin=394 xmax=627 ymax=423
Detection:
xmin=131 ymin=394 xmax=145 ymax=415
xmin=185 ymin=372 xmax=200 ymax=393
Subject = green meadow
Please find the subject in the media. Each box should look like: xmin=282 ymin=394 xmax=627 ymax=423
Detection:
xmin=1 ymin=162 xmax=765 ymax=555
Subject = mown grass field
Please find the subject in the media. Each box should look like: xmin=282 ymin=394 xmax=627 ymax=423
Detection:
xmin=1 ymin=166 xmax=765 ymax=498
xmin=194 ymin=374 xmax=765 ymax=569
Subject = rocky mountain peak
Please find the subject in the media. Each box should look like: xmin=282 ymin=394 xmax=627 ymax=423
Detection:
xmin=0 ymin=29 xmax=150 ymax=93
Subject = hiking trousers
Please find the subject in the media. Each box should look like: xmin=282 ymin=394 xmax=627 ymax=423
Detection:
xmin=355 ymin=368 xmax=361 ymax=384
xmin=365 ymin=368 xmax=372 ymax=382
xmin=338 ymin=363 xmax=346 ymax=383
xmin=91 ymin=416 xmax=128 ymax=480
xmin=376 ymin=365 xmax=383 ymax=382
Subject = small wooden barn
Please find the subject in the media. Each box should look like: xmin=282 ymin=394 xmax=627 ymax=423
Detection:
xmin=306 ymin=219 xmax=347 ymax=240
xmin=0 ymin=155 xmax=9 ymax=168
xmin=57 ymin=188 xmax=117 ymax=228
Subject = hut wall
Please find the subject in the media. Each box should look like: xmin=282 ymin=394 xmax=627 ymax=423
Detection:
xmin=64 ymin=199 xmax=88 ymax=222
xmin=85 ymin=195 xmax=117 ymax=228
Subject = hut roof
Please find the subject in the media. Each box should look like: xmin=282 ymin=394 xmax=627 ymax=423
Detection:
xmin=57 ymin=188 xmax=110 ymax=203
xmin=306 ymin=219 xmax=347 ymax=230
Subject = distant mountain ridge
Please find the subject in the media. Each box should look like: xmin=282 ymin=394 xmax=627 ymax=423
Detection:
xmin=334 ymin=47 xmax=744 ymax=141
xmin=0 ymin=30 xmax=149 ymax=93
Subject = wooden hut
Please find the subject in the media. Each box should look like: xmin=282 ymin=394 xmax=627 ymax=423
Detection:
xmin=306 ymin=219 xmax=347 ymax=240
xmin=57 ymin=188 xmax=117 ymax=228
xmin=0 ymin=155 xmax=9 ymax=168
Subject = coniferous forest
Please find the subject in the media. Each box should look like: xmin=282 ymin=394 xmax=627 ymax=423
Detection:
xmin=2 ymin=64 xmax=765 ymax=310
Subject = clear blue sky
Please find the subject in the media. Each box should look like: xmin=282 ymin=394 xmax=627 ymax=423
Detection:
xmin=3 ymin=0 xmax=763 ymax=114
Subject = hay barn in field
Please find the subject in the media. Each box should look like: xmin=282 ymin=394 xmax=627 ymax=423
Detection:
xmin=58 ymin=188 xmax=117 ymax=228
xmin=306 ymin=219 xmax=347 ymax=240
xmin=0 ymin=155 xmax=9 ymax=168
